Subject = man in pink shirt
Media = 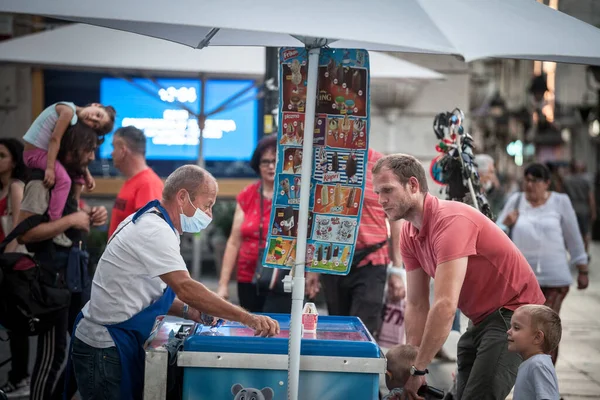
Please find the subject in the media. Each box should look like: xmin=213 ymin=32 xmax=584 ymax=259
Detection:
xmin=372 ymin=154 xmax=545 ymax=400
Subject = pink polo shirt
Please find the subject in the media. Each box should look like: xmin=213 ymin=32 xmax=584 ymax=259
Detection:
xmin=400 ymin=194 xmax=545 ymax=325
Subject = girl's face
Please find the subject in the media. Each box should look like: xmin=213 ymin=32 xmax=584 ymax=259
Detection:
xmin=0 ymin=144 xmax=15 ymax=176
xmin=79 ymin=103 xmax=110 ymax=132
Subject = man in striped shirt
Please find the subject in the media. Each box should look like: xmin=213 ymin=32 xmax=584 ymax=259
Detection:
xmin=306 ymin=148 xmax=404 ymax=336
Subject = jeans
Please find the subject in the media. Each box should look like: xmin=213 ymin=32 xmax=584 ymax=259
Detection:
xmin=456 ymin=308 xmax=522 ymax=400
xmin=71 ymin=337 xmax=121 ymax=400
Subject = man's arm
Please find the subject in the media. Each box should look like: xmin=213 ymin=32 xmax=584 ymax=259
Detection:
xmin=17 ymin=210 xmax=90 ymax=244
xmin=161 ymin=270 xmax=279 ymax=337
xmin=413 ymin=257 xmax=468 ymax=370
xmin=404 ymin=267 xmax=431 ymax=346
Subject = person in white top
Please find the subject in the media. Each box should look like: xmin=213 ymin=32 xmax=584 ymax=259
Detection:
xmin=497 ymin=162 xmax=588 ymax=366
xmin=70 ymin=165 xmax=280 ymax=400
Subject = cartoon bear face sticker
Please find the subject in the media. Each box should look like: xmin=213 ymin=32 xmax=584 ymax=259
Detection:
xmin=231 ymin=383 xmax=274 ymax=400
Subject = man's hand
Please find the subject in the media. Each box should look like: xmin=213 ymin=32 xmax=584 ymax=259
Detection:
xmin=89 ymin=206 xmax=108 ymax=226
xmin=400 ymin=375 xmax=426 ymax=400
xmin=44 ymin=168 xmax=56 ymax=188
xmin=69 ymin=211 xmax=91 ymax=232
xmin=388 ymin=274 xmax=406 ymax=302
xmin=243 ymin=314 xmax=280 ymax=337
xmin=305 ymin=272 xmax=321 ymax=299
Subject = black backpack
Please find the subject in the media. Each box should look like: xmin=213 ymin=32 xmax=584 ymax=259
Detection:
xmin=0 ymin=215 xmax=71 ymax=335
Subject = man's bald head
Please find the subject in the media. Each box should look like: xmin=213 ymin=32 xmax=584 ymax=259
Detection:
xmin=163 ymin=165 xmax=217 ymax=202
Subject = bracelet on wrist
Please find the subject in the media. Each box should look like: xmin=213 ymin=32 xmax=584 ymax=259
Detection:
xmin=578 ymin=270 xmax=589 ymax=275
xmin=182 ymin=303 xmax=189 ymax=320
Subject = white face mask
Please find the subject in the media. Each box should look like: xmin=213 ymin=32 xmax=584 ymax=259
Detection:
xmin=180 ymin=193 xmax=212 ymax=233
xmin=483 ymin=180 xmax=493 ymax=192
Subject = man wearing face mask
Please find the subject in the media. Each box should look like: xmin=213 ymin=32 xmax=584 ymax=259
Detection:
xmin=108 ymin=126 xmax=164 ymax=236
xmin=70 ymin=165 xmax=280 ymax=400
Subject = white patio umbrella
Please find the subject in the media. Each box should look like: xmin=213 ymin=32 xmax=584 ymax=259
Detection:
xmin=0 ymin=23 xmax=445 ymax=80
xmin=4 ymin=1 xmax=600 ymax=399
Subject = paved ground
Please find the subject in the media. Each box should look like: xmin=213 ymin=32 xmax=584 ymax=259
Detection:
xmin=2 ymin=245 xmax=600 ymax=399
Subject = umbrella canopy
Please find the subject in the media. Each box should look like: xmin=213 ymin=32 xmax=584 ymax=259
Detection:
xmin=2 ymin=0 xmax=600 ymax=65
xmin=0 ymin=24 xmax=444 ymax=80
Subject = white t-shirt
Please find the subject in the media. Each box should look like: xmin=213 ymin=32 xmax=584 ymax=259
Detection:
xmin=75 ymin=210 xmax=187 ymax=348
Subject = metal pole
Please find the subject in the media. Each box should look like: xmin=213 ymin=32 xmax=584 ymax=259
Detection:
xmin=287 ymin=46 xmax=320 ymax=400
xmin=191 ymin=74 xmax=207 ymax=280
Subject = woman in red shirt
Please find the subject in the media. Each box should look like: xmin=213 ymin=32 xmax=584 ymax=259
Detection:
xmin=217 ymin=135 xmax=292 ymax=312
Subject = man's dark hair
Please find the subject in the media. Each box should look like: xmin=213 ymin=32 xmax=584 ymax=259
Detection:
xmin=372 ymin=153 xmax=429 ymax=193
xmin=0 ymin=138 xmax=28 ymax=188
xmin=250 ymin=134 xmax=277 ymax=174
xmin=57 ymin=121 xmax=99 ymax=175
xmin=114 ymin=126 xmax=147 ymax=156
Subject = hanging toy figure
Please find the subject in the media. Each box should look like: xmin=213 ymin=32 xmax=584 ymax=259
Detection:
xmin=430 ymin=108 xmax=493 ymax=220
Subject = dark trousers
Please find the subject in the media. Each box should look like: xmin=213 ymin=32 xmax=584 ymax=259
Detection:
xmin=7 ymin=332 xmax=29 ymax=383
xmin=30 ymin=307 xmax=68 ymax=400
xmin=456 ymin=309 xmax=522 ymax=400
xmin=238 ymin=282 xmax=293 ymax=313
xmin=30 ymin=291 xmax=88 ymax=400
xmin=320 ymin=263 xmax=387 ymax=336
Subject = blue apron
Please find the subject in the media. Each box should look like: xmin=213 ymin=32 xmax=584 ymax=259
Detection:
xmin=66 ymin=200 xmax=178 ymax=400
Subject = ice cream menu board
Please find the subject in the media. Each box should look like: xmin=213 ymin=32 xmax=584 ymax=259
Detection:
xmin=262 ymin=47 xmax=370 ymax=276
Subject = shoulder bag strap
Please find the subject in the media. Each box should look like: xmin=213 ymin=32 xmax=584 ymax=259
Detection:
xmin=0 ymin=214 xmax=48 ymax=254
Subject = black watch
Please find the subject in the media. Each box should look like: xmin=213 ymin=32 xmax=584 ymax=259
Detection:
xmin=410 ymin=365 xmax=429 ymax=376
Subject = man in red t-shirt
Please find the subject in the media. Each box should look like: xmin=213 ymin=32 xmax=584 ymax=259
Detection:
xmin=372 ymin=154 xmax=545 ymax=400
xmin=108 ymin=126 xmax=164 ymax=236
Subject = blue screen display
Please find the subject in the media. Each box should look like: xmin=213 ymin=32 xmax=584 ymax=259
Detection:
xmin=99 ymin=77 xmax=258 ymax=161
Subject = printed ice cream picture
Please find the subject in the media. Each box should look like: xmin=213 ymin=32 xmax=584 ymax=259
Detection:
xmin=276 ymin=174 xmax=302 ymax=205
xmin=312 ymin=215 xmax=357 ymax=244
xmin=282 ymin=148 xmax=303 ymax=174
xmin=313 ymin=184 xmax=361 ymax=216
xmin=270 ymin=207 xmax=313 ymax=239
xmin=280 ymin=112 xmax=305 ymax=146
xmin=313 ymin=149 xmax=365 ymax=185
xmin=317 ymin=52 xmax=367 ymax=117
xmin=281 ymin=58 xmax=307 ymax=113
xmin=310 ymin=241 xmax=353 ymax=272
xmin=265 ymin=237 xmax=297 ymax=266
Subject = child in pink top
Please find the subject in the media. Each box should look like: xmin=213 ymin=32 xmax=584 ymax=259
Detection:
xmin=23 ymin=102 xmax=115 ymax=221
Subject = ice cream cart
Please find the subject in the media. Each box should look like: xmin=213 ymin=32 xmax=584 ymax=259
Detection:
xmin=144 ymin=314 xmax=385 ymax=400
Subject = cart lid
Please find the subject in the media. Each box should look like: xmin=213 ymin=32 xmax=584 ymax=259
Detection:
xmin=183 ymin=315 xmax=380 ymax=358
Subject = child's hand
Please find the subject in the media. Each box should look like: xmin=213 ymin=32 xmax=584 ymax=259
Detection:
xmin=44 ymin=168 xmax=56 ymax=188
xmin=85 ymin=174 xmax=96 ymax=192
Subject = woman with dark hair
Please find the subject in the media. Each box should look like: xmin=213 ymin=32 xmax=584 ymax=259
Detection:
xmin=497 ymin=163 xmax=588 ymax=366
xmin=0 ymin=138 xmax=28 ymax=252
xmin=217 ymin=135 xmax=292 ymax=312
xmin=0 ymin=138 xmax=30 ymax=397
